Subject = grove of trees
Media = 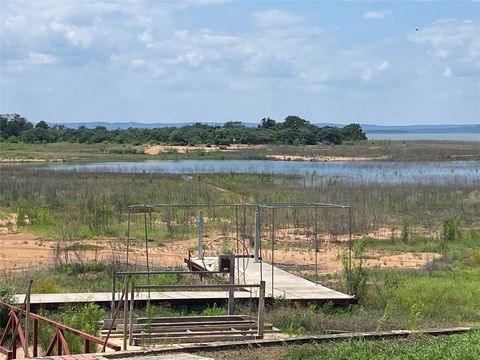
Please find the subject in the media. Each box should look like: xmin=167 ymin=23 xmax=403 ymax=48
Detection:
xmin=0 ymin=114 xmax=366 ymax=146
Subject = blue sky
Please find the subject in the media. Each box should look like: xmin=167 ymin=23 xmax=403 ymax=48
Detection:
xmin=1 ymin=0 xmax=479 ymax=125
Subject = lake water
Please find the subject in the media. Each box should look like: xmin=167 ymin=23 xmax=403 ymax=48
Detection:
xmin=45 ymin=160 xmax=480 ymax=185
xmin=366 ymin=132 xmax=480 ymax=142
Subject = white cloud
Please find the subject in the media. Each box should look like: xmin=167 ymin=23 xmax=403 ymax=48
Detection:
xmin=377 ymin=61 xmax=391 ymax=71
xmin=408 ymin=19 xmax=480 ymax=62
xmin=442 ymin=67 xmax=453 ymax=77
xmin=4 ymin=52 xmax=56 ymax=72
xmin=408 ymin=19 xmax=480 ymax=78
xmin=252 ymin=9 xmax=305 ymax=28
xmin=131 ymin=59 xmax=146 ymax=67
xmin=28 ymin=52 xmax=56 ymax=64
xmin=363 ymin=11 xmax=391 ymax=20
xmin=50 ymin=22 xmax=94 ymax=48
xmin=1 ymin=1 xmax=478 ymax=124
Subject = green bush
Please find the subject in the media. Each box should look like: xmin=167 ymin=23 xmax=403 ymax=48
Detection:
xmin=0 ymin=285 xmax=15 ymax=328
xmin=268 ymin=304 xmax=320 ymax=335
xmin=442 ymin=216 xmax=461 ymax=244
xmin=16 ymin=200 xmax=27 ymax=226
xmin=38 ymin=303 xmax=104 ymax=354
xmin=33 ymin=280 xmax=61 ymax=294
xmin=342 ymin=237 xmax=368 ymax=300
xmin=201 ymin=304 xmax=227 ymax=316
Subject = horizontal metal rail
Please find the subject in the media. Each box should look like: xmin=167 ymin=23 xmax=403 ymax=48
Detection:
xmin=115 ymin=270 xmax=226 ymax=276
xmin=134 ymin=283 xmax=261 ymax=290
xmin=128 ymin=203 xmax=245 ymax=210
xmin=244 ymin=202 xmax=351 ymax=209
xmin=128 ymin=202 xmax=351 ymax=210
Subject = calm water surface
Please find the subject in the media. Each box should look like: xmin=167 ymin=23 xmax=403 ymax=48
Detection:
xmin=45 ymin=160 xmax=480 ymax=185
xmin=366 ymin=132 xmax=480 ymax=142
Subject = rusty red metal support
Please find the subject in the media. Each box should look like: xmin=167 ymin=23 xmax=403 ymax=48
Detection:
xmin=0 ymin=301 xmax=120 ymax=359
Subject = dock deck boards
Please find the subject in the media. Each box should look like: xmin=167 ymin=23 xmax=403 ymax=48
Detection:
xmin=189 ymin=257 xmax=355 ymax=302
xmin=15 ymin=258 xmax=355 ymax=306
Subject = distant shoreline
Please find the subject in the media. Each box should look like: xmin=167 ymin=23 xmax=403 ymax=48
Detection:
xmin=366 ymin=132 xmax=480 ymax=142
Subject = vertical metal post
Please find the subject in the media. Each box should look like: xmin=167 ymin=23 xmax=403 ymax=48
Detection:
xmin=242 ymin=204 xmax=247 ymax=249
xmin=254 ymin=211 xmax=260 ymax=263
xmin=235 ymin=205 xmax=239 ymax=283
xmin=84 ymin=339 xmax=90 ymax=354
xmin=197 ymin=210 xmax=204 ymax=259
xmin=32 ymin=319 xmax=38 ymax=357
xmin=242 ymin=204 xmax=247 ymax=284
xmin=227 ymin=254 xmax=235 ymax=315
xmin=257 ymin=281 xmax=265 ymax=338
xmin=348 ymin=206 xmax=353 ymax=295
xmin=129 ymin=282 xmax=135 ymax=346
xmin=314 ymin=206 xmax=318 ymax=285
xmin=126 ymin=209 xmax=131 ymax=268
xmin=123 ymin=277 xmax=129 ymax=351
xmin=271 ymin=207 xmax=275 ymax=298
xmin=144 ymin=207 xmax=150 ymax=289
xmin=102 ymin=279 xmax=127 ymax=353
xmin=258 ymin=206 xmax=263 ymax=283
xmin=24 ymin=280 xmax=32 ymax=358
xmin=111 ymin=268 xmax=116 ymax=317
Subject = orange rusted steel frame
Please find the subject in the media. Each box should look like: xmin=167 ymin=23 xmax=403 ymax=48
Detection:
xmin=0 ymin=311 xmax=27 ymax=360
xmin=0 ymin=300 xmax=121 ymax=358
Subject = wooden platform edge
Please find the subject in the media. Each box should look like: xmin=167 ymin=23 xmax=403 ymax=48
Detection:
xmin=101 ymin=327 xmax=479 ymax=359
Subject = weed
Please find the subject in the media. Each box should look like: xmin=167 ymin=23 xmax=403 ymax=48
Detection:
xmin=341 ymin=237 xmax=368 ymax=300
xmin=201 ymin=304 xmax=227 ymax=316
xmin=401 ymin=221 xmax=409 ymax=244
xmin=38 ymin=303 xmax=104 ymax=354
xmin=280 ymin=331 xmax=480 ymax=360
xmin=407 ymin=301 xmax=425 ymax=330
xmin=442 ymin=216 xmax=461 ymax=245
xmin=0 ymin=284 xmax=15 ymax=328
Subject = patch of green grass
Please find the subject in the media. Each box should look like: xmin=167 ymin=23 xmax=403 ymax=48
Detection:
xmin=17 ymin=224 xmax=58 ymax=238
xmin=281 ymin=332 xmax=480 ymax=360
xmin=7 ymin=263 xmax=113 ymax=294
xmin=135 ymin=303 xmax=227 ymax=318
xmin=38 ymin=303 xmax=105 ymax=354
xmin=362 ymin=235 xmax=442 ymax=253
xmin=64 ymin=243 xmax=103 ymax=251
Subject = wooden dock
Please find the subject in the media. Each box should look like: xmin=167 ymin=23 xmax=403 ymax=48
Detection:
xmin=15 ymin=258 xmax=355 ymax=308
xmin=188 ymin=257 xmax=356 ymax=304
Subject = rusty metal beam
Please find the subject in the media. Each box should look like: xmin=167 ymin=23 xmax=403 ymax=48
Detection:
xmin=0 ymin=301 xmax=121 ymax=353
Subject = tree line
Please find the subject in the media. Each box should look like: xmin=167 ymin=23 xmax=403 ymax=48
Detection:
xmin=0 ymin=114 xmax=367 ymax=146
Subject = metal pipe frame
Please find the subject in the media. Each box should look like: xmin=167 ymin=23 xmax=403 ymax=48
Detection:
xmin=253 ymin=203 xmax=353 ymax=298
xmin=134 ymin=283 xmax=261 ymax=290
xmin=115 ymin=270 xmax=226 ymax=276
xmin=124 ymin=202 xmax=354 ymax=299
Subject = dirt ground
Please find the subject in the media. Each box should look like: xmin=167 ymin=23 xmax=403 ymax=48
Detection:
xmin=0 ymin=222 xmax=440 ymax=273
xmin=144 ymin=144 xmax=267 ymax=155
xmin=265 ymin=154 xmax=388 ymax=161
xmin=143 ymin=144 xmax=386 ymax=161
xmin=195 ymin=346 xmax=295 ymax=360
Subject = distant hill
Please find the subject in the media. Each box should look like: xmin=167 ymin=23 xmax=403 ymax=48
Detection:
xmin=52 ymin=121 xmax=258 ymax=130
xmin=52 ymin=121 xmax=480 ymax=133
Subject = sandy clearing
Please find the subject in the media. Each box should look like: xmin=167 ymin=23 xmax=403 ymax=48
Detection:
xmin=144 ymin=145 xmax=220 ymax=155
xmin=143 ymin=144 xmax=389 ymax=162
xmin=265 ymin=155 xmax=389 ymax=162
xmin=144 ymin=144 xmax=268 ymax=155
xmin=0 ymin=227 xmax=440 ymax=273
